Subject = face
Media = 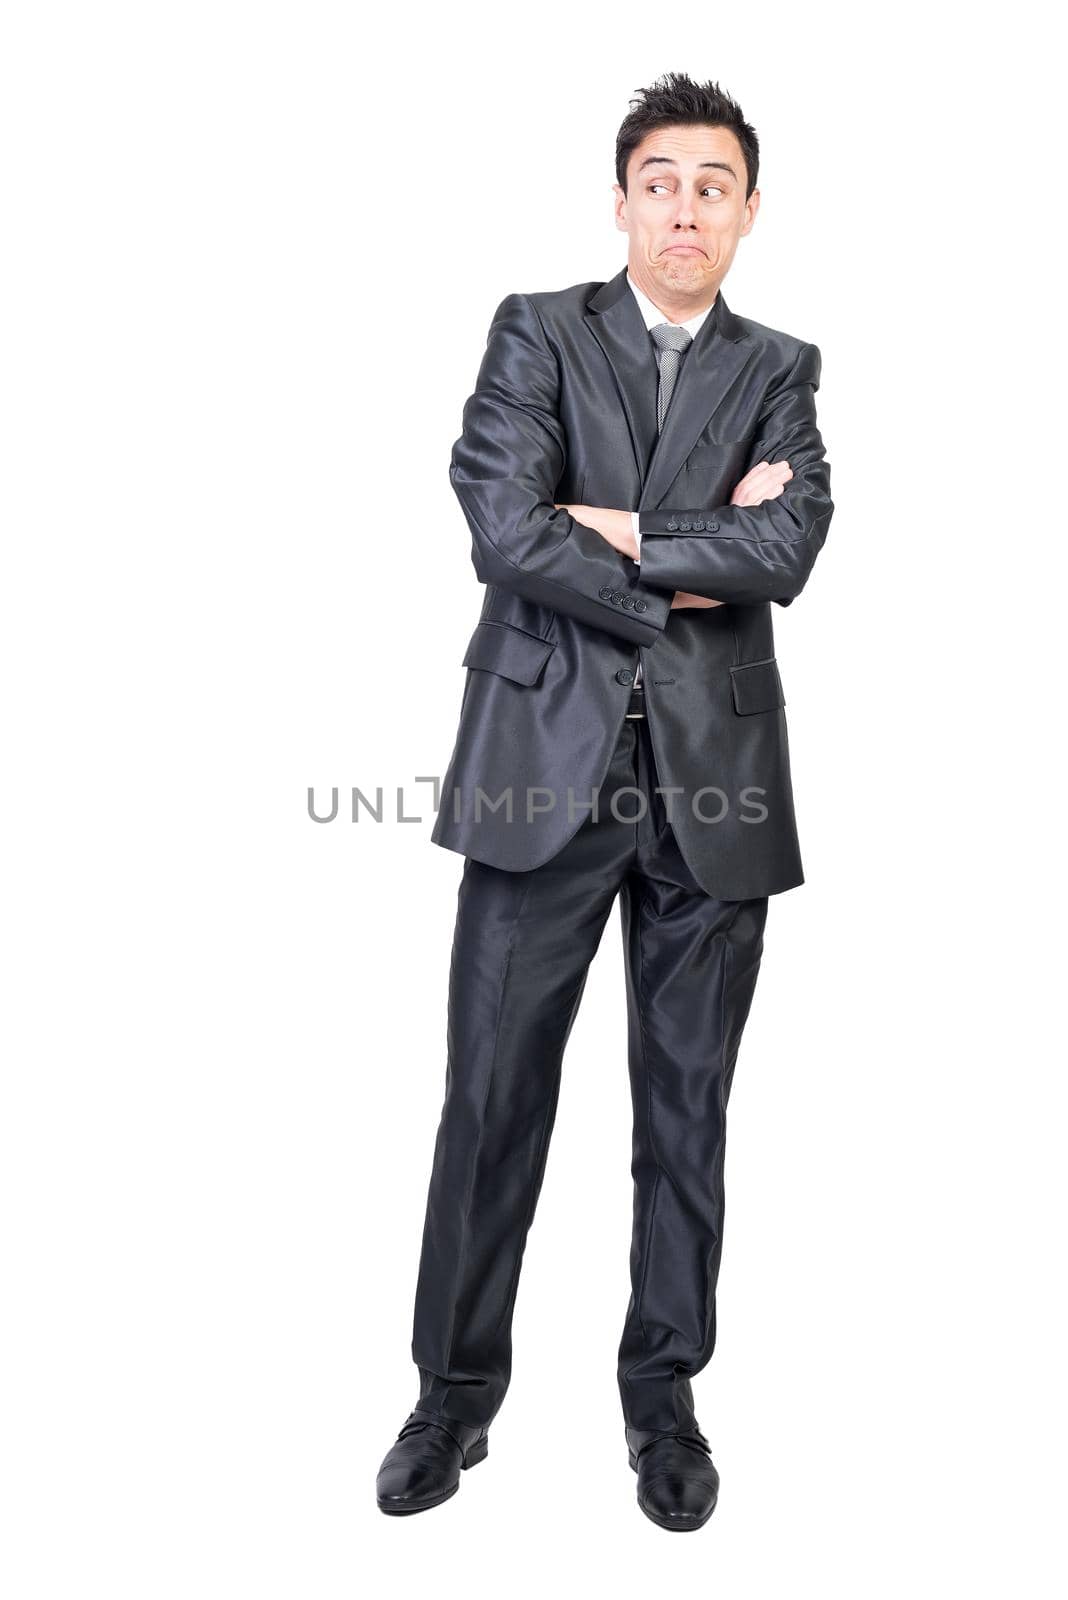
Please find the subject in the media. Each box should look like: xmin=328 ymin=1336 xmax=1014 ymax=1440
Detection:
xmin=614 ymin=123 xmax=759 ymax=311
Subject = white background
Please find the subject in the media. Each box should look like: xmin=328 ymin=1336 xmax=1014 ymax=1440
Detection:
xmin=2 ymin=2 xmax=1065 ymax=1594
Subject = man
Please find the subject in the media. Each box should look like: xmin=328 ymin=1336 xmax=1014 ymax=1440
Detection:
xmin=376 ymin=72 xmax=833 ymax=1530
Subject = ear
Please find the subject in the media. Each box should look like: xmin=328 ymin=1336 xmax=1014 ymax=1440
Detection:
xmin=741 ymin=187 xmax=761 ymax=237
xmin=613 ymin=182 xmax=627 ymax=233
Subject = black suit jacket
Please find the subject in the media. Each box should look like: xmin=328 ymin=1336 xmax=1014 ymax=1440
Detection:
xmin=430 ymin=265 xmax=833 ymax=899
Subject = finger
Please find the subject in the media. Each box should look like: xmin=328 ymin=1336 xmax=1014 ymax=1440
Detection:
xmin=741 ymin=470 xmax=790 ymax=494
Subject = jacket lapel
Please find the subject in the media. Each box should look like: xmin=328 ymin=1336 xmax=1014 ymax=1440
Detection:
xmin=583 ymin=268 xmax=660 ymax=485
xmin=584 ymin=266 xmax=755 ymax=510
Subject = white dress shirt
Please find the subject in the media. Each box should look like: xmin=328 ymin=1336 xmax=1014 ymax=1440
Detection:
xmin=625 ymin=273 xmax=716 ymax=691
xmin=626 ymin=272 xmax=716 ymax=559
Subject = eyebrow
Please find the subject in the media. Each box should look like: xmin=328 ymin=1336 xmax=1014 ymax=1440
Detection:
xmin=638 ymin=156 xmax=738 ymax=181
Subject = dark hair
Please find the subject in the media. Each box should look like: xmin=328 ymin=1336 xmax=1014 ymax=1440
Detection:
xmin=615 ymin=72 xmax=759 ymax=199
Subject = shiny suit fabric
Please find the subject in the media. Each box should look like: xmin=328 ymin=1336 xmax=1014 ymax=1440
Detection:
xmin=410 ymin=267 xmax=831 ymax=1434
xmin=413 ymin=714 xmax=768 ymax=1432
xmin=431 ymin=266 xmax=834 ymax=901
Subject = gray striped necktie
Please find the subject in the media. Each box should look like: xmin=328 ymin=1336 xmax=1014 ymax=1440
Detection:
xmin=649 ymin=321 xmax=693 ymax=430
xmin=630 ymin=322 xmax=692 ymax=702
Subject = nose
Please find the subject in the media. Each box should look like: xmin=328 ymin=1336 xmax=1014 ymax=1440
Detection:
xmin=672 ymin=193 xmax=698 ymax=229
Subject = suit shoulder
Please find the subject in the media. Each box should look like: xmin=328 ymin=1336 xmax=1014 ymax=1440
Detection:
xmin=518 ymin=280 xmax=604 ymax=325
xmin=482 ymin=281 xmax=601 ymax=332
xmin=730 ymin=309 xmax=823 ymax=390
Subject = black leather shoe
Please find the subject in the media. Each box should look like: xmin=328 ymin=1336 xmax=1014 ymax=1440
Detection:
xmin=376 ymin=1409 xmax=490 ymax=1515
xmin=625 ymin=1423 xmax=720 ymax=1531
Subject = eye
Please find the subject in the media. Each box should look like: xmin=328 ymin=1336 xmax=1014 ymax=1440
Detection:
xmin=702 ymin=186 xmax=725 ymax=198
xmin=648 ymin=183 xmax=670 ymax=195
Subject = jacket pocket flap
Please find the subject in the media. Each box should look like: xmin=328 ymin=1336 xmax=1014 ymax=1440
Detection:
xmin=462 ymin=621 xmax=557 ymax=686
xmin=730 ymin=657 xmax=785 ymax=715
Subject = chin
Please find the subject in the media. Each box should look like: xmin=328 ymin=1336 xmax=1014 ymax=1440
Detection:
xmin=658 ymin=260 xmax=709 ymax=290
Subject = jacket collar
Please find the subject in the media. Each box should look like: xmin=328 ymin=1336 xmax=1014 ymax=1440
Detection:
xmin=583 ymin=265 xmax=754 ymax=509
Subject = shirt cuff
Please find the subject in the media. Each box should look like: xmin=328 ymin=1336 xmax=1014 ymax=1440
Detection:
xmin=631 ymin=510 xmax=641 ymax=563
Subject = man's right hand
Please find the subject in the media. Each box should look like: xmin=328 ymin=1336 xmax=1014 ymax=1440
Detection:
xmin=670 ymin=456 xmax=795 ymax=608
xmin=730 ymin=458 xmax=793 ymax=507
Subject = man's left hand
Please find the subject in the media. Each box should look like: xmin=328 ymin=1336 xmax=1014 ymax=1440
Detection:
xmin=554 ymin=504 xmax=638 ymax=563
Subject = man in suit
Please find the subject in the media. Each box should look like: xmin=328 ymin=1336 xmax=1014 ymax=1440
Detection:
xmin=376 ymin=72 xmax=833 ymax=1530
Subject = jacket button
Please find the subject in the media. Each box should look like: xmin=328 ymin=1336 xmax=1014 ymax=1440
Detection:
xmin=693 ymin=519 xmax=705 ymax=531
xmin=666 ymin=520 xmax=679 ymax=532
xmin=634 ymin=599 xmax=648 ymax=613
xmin=598 ymin=585 xmax=614 ymax=599
xmin=709 ymin=522 xmax=719 ymax=531
xmin=679 ymin=520 xmax=692 ymax=531
xmin=616 ymin=668 xmax=635 ymax=686
xmin=620 ymin=594 xmax=633 ymax=609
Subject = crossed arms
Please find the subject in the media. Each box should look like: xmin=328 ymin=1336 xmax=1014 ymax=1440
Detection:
xmin=449 ymin=292 xmax=833 ymax=645
xmin=555 ymin=454 xmax=800 ymax=611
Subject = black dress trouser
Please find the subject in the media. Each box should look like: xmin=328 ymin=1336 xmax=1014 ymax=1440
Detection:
xmin=410 ymin=709 xmax=769 ymax=1433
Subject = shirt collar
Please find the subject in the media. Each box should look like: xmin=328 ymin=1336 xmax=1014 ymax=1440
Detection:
xmin=626 ymin=270 xmax=716 ymax=343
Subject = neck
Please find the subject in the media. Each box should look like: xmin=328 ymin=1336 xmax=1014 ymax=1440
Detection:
xmin=628 ymin=262 xmax=719 ymax=325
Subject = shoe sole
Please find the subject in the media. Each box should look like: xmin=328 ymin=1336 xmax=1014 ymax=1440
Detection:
xmin=628 ymin=1451 xmax=717 ymax=1531
xmin=377 ymin=1434 xmax=489 ymax=1515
